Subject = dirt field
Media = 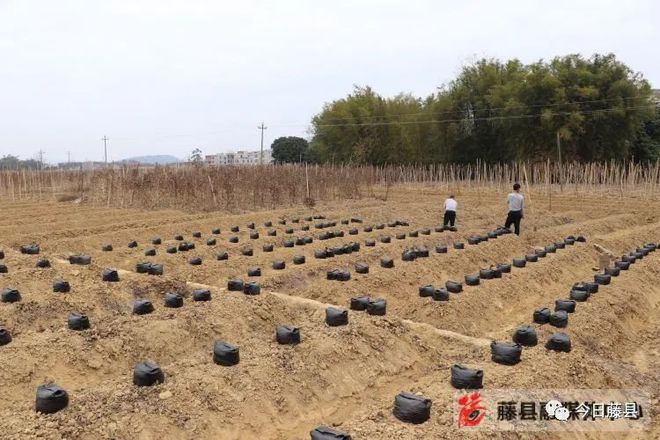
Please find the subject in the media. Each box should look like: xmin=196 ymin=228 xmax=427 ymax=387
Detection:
xmin=0 ymin=187 xmax=658 ymax=439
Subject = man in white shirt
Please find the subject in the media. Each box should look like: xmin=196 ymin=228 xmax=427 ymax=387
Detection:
xmin=505 ymin=183 xmax=524 ymax=235
xmin=443 ymin=195 xmax=457 ymax=227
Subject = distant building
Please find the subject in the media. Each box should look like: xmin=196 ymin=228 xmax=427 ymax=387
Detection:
xmin=205 ymin=149 xmax=273 ymax=166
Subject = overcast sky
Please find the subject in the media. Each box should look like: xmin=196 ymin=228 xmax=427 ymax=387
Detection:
xmin=0 ymin=0 xmax=657 ymax=163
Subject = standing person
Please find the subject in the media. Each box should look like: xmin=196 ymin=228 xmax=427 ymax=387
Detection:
xmin=443 ymin=195 xmax=457 ymax=227
xmin=505 ymin=183 xmax=524 ymax=235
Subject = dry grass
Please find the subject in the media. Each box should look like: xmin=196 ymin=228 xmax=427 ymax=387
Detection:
xmin=0 ymin=160 xmax=658 ymax=212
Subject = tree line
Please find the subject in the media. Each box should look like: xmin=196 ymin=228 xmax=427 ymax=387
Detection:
xmin=272 ymin=54 xmax=659 ymax=165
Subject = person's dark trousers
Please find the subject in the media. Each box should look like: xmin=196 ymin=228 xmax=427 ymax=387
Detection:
xmin=505 ymin=210 xmax=522 ymax=235
xmin=443 ymin=211 xmax=456 ymax=227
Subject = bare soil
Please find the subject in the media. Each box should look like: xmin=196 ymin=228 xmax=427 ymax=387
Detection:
xmin=0 ymin=187 xmax=658 ymax=439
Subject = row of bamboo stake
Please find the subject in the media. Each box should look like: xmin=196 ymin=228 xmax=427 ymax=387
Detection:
xmin=0 ymin=161 xmax=658 ymax=211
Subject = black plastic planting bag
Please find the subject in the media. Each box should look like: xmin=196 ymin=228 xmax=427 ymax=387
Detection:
xmin=164 ymin=293 xmax=183 ymax=308
xmin=127 ymin=241 xmax=138 ymax=248
xmin=435 ymin=245 xmax=447 ymax=254
xmin=365 ymin=239 xmax=376 ymax=247
xmin=229 ymin=236 xmax=239 ymax=243
xmin=148 ymin=264 xmax=163 ymax=276
xmin=101 ymin=244 xmax=113 ymax=252
xmin=212 ymin=228 xmax=221 ymax=234
xmin=21 ymin=244 xmax=40 ymax=255
xmin=227 ymin=278 xmax=244 ymax=292
xmin=174 ymin=234 xmax=184 ymax=241
xmin=432 ymin=288 xmax=450 ymax=301
xmin=555 ymin=241 xmax=566 ymax=249
xmin=192 ymin=289 xmax=211 ymax=301
xmin=102 ymin=269 xmax=119 ymax=282
xmin=67 ymin=312 xmax=90 ymax=330
xmin=574 ymin=282 xmax=598 ymax=294
xmin=512 ymin=325 xmax=537 ymax=346
xmin=231 ymin=226 xmax=240 ymax=232
xmin=402 ymin=250 xmax=416 ymax=261
xmin=350 ymin=296 xmax=370 ymax=311
xmin=213 ymin=341 xmax=240 ymax=366
xmin=276 ymin=325 xmax=300 ymax=344
xmin=363 ymin=226 xmax=373 ymax=232
xmin=408 ymin=230 xmax=419 ymax=238
xmin=133 ymin=361 xmax=165 ymax=386
xmin=217 ymin=251 xmax=229 ymax=260
xmin=349 ymin=228 xmax=358 ymax=235
xmin=272 ymin=260 xmax=286 ymax=270
xmin=133 ymin=299 xmax=154 ymax=315
xmin=497 ymin=263 xmax=512 ymax=273
xmin=69 ymin=255 xmax=92 ymax=265
xmin=188 ymin=257 xmax=202 ymax=266
xmin=243 ymin=282 xmax=260 ymax=295
xmin=535 ymin=249 xmax=547 ymax=258
xmin=576 ymin=235 xmax=586 ymax=243
xmin=0 ymin=250 xmax=3 ymax=259
xmin=594 ymin=273 xmax=611 ymax=285
xmin=310 ymin=426 xmax=352 ymax=440
xmin=513 ymin=258 xmax=526 ymax=268
xmin=1 ymin=287 xmax=21 ymax=303
xmin=380 ymin=257 xmax=394 ymax=268
xmin=570 ymin=289 xmax=590 ymax=302
xmin=35 ymin=258 xmax=50 ymax=268
xmin=241 ymin=248 xmax=254 ymax=256
xmin=545 ymin=244 xmax=557 ymax=253
xmin=53 ymin=280 xmax=70 ymax=293
xmin=247 ymin=267 xmax=261 ymax=277
xmin=479 ymin=269 xmax=495 ymax=280
xmin=396 ymin=233 xmax=406 ymax=240
xmin=467 ymin=237 xmax=480 ymax=245
xmin=604 ymin=267 xmax=620 ymax=277
xmin=414 ymin=247 xmax=429 ymax=258
xmin=144 ymin=248 xmax=156 ymax=256
xmin=564 ymin=237 xmax=575 ymax=245
xmin=268 ymin=229 xmax=277 ymax=236
xmin=293 ymin=255 xmax=306 ymax=265
xmin=446 ymin=280 xmax=462 ymax=293
xmin=295 ymin=238 xmax=305 ymax=246
xmin=367 ymin=298 xmax=386 ymax=315
xmin=555 ymin=299 xmax=577 ymax=313
xmin=549 ymin=310 xmax=568 ymax=328
xmin=192 ymin=232 xmax=202 ymax=238
xmin=393 ymin=392 xmax=432 ymax=424
xmin=450 ymin=364 xmax=483 ymax=389
xmin=525 ymin=254 xmax=538 ymax=262
xmin=421 ymin=228 xmax=431 ymax=235
xmin=545 ymin=333 xmax=571 ymax=352
xmin=0 ymin=264 xmax=6 ymax=274
xmin=615 ymin=260 xmax=630 ymax=270
xmin=207 ymin=238 xmax=217 ymax=246
xmin=166 ymin=246 xmax=177 ymax=254
xmin=263 ymin=244 xmax=274 ymax=252
xmin=490 ymin=341 xmax=522 ymax=365
xmin=285 ymin=228 xmax=294 ymax=234
xmin=465 ymin=275 xmax=480 ymax=286
xmin=151 ymin=237 xmax=162 ymax=245
xmin=250 ymin=232 xmax=260 ymax=240
xmin=265 ymin=221 xmax=273 ymax=227
xmin=355 ymin=262 xmax=369 ymax=274
xmin=283 ymin=240 xmax=294 ymax=248
xmin=533 ymin=307 xmax=551 ymax=324
xmin=419 ymin=285 xmax=434 ymax=298
xmin=380 ymin=235 xmax=391 ymax=244
xmin=325 ymin=307 xmax=349 ymax=326
xmin=453 ymin=241 xmax=464 ymax=250
xmin=0 ymin=327 xmax=12 ymax=346
xmin=136 ymin=262 xmax=151 ymax=274
xmin=35 ymin=384 xmax=69 ymax=414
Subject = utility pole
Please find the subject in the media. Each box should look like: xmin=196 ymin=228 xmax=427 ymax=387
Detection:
xmin=257 ymin=122 xmax=267 ymax=165
xmin=102 ymin=135 xmax=109 ymax=165
xmin=556 ymin=131 xmax=563 ymax=192
xmin=37 ymin=150 xmax=44 ymax=170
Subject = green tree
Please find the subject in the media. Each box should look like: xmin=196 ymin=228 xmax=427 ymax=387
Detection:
xmin=190 ymin=148 xmax=203 ymax=163
xmin=309 ymin=54 xmax=654 ymax=164
xmin=271 ymin=136 xmax=309 ymax=163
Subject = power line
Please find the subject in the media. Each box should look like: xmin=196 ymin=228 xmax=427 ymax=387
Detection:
xmin=305 ymin=104 xmax=656 ymax=128
xmin=275 ymin=95 xmax=655 ymax=125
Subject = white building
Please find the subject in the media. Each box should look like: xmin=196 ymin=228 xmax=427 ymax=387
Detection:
xmin=205 ymin=149 xmax=273 ymax=166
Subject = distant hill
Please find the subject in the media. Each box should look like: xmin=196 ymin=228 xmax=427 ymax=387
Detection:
xmin=121 ymin=155 xmax=180 ymax=165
